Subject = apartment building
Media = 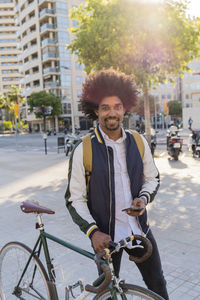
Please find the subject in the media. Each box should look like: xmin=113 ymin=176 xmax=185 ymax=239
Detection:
xmin=150 ymin=80 xmax=178 ymax=129
xmin=151 ymin=58 xmax=200 ymax=130
xmin=0 ymin=0 xmax=22 ymax=98
xmin=15 ymin=0 xmax=91 ymax=132
xmin=181 ymin=58 xmax=200 ymax=129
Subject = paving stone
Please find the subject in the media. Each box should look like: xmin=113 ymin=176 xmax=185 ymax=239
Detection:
xmin=0 ymin=135 xmax=200 ymax=300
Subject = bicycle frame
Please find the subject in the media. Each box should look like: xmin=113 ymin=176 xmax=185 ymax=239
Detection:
xmin=15 ymin=214 xmax=112 ymax=300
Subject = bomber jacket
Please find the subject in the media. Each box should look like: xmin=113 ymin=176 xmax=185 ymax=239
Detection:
xmin=65 ymin=125 xmax=160 ymax=240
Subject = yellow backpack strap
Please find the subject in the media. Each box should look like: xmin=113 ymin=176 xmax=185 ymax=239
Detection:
xmin=82 ymin=133 xmax=92 ymax=193
xmin=129 ymin=129 xmax=145 ymax=159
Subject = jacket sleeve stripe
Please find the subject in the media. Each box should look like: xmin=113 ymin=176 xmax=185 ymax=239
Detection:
xmin=87 ymin=225 xmax=100 ymax=238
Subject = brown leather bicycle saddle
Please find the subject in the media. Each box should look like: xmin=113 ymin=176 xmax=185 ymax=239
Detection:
xmin=20 ymin=200 xmax=55 ymax=214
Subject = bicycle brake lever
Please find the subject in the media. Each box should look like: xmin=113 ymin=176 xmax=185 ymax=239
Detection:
xmin=108 ymin=241 xmax=118 ymax=252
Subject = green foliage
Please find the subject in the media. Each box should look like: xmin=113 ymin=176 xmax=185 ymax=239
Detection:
xmin=0 ymin=94 xmax=4 ymax=108
xmin=27 ymin=91 xmax=62 ymax=118
xmin=68 ymin=0 xmax=200 ymax=91
xmin=3 ymin=121 xmax=12 ymax=130
xmin=168 ymin=100 xmax=182 ymax=117
xmin=7 ymin=86 xmax=25 ymax=104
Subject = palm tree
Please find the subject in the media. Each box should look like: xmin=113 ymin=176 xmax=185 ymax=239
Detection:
xmin=7 ymin=85 xmax=24 ymax=105
xmin=2 ymin=96 xmax=15 ymax=122
xmin=0 ymin=93 xmax=4 ymax=108
xmin=7 ymin=86 xmax=25 ymax=132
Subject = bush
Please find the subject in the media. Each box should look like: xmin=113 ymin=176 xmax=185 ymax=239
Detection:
xmin=3 ymin=121 xmax=12 ymax=130
xmin=17 ymin=121 xmax=28 ymax=130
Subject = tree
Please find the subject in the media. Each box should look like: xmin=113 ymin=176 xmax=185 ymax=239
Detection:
xmin=27 ymin=91 xmax=62 ymax=132
xmin=168 ymin=100 xmax=182 ymax=117
xmin=7 ymin=86 xmax=24 ymax=105
xmin=1 ymin=96 xmax=15 ymax=122
xmin=135 ymin=95 xmax=156 ymax=117
xmin=68 ymin=0 xmax=200 ymax=143
xmin=0 ymin=94 xmax=4 ymax=108
xmin=6 ymin=86 xmax=25 ymax=131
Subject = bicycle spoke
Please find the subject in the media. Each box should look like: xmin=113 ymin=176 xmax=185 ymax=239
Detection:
xmin=0 ymin=242 xmax=52 ymax=300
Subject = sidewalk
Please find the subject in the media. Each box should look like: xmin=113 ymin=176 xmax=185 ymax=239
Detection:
xmin=0 ymin=149 xmax=200 ymax=299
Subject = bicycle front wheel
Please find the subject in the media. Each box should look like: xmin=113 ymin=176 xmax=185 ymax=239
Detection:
xmin=0 ymin=242 xmax=53 ymax=300
xmin=94 ymin=283 xmax=164 ymax=300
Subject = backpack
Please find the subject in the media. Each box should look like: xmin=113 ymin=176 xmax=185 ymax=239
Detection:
xmin=82 ymin=129 xmax=144 ymax=193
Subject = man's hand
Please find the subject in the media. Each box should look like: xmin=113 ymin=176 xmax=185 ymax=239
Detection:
xmin=125 ymin=197 xmax=146 ymax=217
xmin=91 ymin=231 xmax=112 ymax=253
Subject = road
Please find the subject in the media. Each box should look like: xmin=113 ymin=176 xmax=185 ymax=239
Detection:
xmin=0 ymin=128 xmax=191 ymax=155
xmin=0 ymin=131 xmax=199 ymax=299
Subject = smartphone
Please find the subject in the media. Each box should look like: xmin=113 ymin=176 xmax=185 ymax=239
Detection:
xmin=122 ymin=206 xmax=144 ymax=212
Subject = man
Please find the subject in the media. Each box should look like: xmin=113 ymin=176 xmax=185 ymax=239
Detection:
xmin=188 ymin=117 xmax=193 ymax=130
xmin=65 ymin=69 xmax=169 ymax=299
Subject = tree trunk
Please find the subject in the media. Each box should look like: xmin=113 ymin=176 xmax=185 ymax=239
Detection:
xmin=143 ymin=86 xmax=151 ymax=146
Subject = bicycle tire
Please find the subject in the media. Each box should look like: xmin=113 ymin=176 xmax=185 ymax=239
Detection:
xmin=94 ymin=283 xmax=165 ymax=300
xmin=0 ymin=241 xmax=53 ymax=300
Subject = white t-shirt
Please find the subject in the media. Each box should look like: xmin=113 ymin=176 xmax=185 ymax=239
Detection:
xmin=99 ymin=127 xmax=142 ymax=242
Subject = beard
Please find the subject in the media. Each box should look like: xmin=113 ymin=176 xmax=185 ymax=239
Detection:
xmin=104 ymin=116 xmax=121 ymax=131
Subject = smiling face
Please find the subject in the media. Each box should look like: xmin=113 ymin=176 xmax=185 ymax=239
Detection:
xmin=95 ymin=96 xmax=125 ymax=138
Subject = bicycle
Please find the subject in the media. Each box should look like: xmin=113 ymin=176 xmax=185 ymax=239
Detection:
xmin=0 ymin=200 xmax=164 ymax=300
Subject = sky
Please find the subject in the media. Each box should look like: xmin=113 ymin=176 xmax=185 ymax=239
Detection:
xmin=187 ymin=0 xmax=200 ymax=17
xmin=146 ymin=0 xmax=200 ymax=18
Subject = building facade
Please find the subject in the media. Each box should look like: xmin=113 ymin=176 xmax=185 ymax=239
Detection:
xmin=181 ymin=58 xmax=200 ymax=130
xmin=0 ymin=0 xmax=22 ymax=122
xmin=15 ymin=0 xmax=91 ymax=132
xmin=151 ymin=58 xmax=200 ymax=130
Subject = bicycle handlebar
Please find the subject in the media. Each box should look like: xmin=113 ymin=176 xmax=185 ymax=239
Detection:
xmin=108 ymin=235 xmax=152 ymax=263
xmin=85 ymin=234 xmax=152 ymax=293
xmin=85 ymin=250 xmax=112 ymax=294
xmin=128 ymin=235 xmax=153 ymax=263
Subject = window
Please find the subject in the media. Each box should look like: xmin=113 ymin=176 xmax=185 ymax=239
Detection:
xmin=1 ymin=62 xmax=17 ymax=66
xmin=61 ymin=74 xmax=71 ymax=87
xmin=33 ymin=66 xmax=39 ymax=73
xmin=57 ymin=31 xmax=69 ymax=43
xmin=186 ymin=103 xmax=192 ymax=108
xmin=57 ymin=16 xmax=68 ymax=28
xmin=60 ymin=60 xmax=71 ymax=71
xmin=54 ymin=1 xmax=68 ymax=14
xmin=0 ymin=39 xmax=17 ymax=43
xmin=62 ymin=103 xmax=71 ymax=114
xmin=58 ymin=46 xmax=70 ymax=58
xmin=75 ymin=62 xmax=82 ymax=70
xmin=76 ymin=76 xmax=82 ymax=85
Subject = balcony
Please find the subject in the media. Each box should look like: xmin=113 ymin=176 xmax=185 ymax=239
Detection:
xmin=42 ymin=53 xmax=57 ymax=61
xmin=39 ymin=8 xmax=54 ymax=18
xmin=44 ymin=81 xmax=59 ymax=88
xmin=38 ymin=0 xmax=53 ymax=5
xmin=43 ymin=67 xmax=58 ymax=74
xmin=41 ymin=38 xmax=56 ymax=47
xmin=40 ymin=23 xmax=55 ymax=33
